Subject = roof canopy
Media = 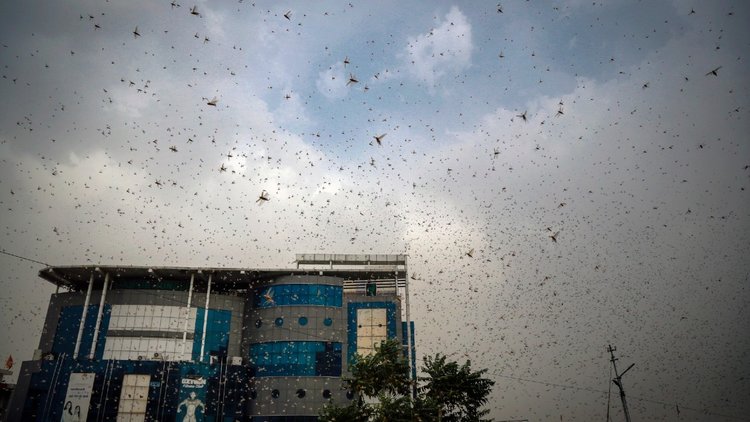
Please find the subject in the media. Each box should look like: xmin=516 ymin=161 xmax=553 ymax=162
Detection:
xmin=39 ymin=263 xmax=407 ymax=291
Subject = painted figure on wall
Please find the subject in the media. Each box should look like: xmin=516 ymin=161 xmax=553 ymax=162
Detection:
xmin=177 ymin=391 xmax=205 ymax=422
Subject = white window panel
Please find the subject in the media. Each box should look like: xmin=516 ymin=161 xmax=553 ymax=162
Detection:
xmin=357 ymin=308 xmax=389 ymax=357
xmin=359 ymin=337 xmax=373 ymax=350
xmin=131 ymin=398 xmax=147 ymax=413
xmin=358 ymin=309 xmax=372 ymax=325
xmin=118 ymin=374 xmax=149 ymax=422
xmin=372 ymin=309 xmax=386 ymax=323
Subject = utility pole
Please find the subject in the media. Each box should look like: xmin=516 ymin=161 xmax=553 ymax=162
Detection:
xmin=608 ymin=345 xmax=634 ymax=422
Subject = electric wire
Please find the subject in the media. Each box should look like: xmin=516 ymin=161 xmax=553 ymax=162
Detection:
xmin=0 ymin=248 xmax=49 ymax=266
xmin=490 ymin=371 xmax=749 ymax=421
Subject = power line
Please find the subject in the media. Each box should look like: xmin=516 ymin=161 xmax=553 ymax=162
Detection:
xmin=490 ymin=371 xmax=749 ymax=421
xmin=0 ymin=248 xmax=49 ymax=266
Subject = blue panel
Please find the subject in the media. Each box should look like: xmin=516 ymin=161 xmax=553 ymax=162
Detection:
xmin=25 ymin=357 xmax=250 ymax=422
xmin=192 ymin=308 xmax=231 ymax=362
xmin=249 ymin=341 xmax=342 ymax=377
xmin=255 ymin=284 xmax=342 ymax=308
xmin=346 ymin=302 xmax=398 ymax=365
xmin=52 ymin=305 xmax=104 ymax=359
xmin=402 ymin=321 xmax=417 ymax=380
xmin=93 ymin=304 xmax=111 ymax=360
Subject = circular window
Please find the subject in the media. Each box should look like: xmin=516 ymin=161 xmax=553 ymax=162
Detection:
xmin=323 ymin=317 xmax=333 ymax=327
xmin=249 ymin=390 xmax=257 ymax=400
xmin=298 ymin=316 xmax=308 ymax=326
xmin=255 ymin=319 xmax=262 ymax=328
xmin=275 ymin=317 xmax=284 ymax=327
xmin=322 ymin=389 xmax=332 ymax=399
xmin=296 ymin=388 xmax=306 ymax=398
xmin=346 ymin=390 xmax=354 ymax=400
xmin=271 ymin=389 xmax=280 ymax=399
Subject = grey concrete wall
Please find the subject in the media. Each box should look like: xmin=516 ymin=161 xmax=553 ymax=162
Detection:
xmin=250 ymin=376 xmax=352 ymax=417
xmin=4 ymin=360 xmax=41 ymax=422
xmin=246 ymin=275 xmax=350 ymax=417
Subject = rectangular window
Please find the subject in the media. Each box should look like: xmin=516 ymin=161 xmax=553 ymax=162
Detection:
xmin=356 ymin=308 xmax=387 ymax=357
xmin=250 ymin=341 xmax=342 ymax=377
xmin=105 ymin=305 xmax=197 ymax=361
xmin=117 ymin=374 xmax=150 ymax=422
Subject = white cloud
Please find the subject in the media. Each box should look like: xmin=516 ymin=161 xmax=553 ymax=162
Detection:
xmin=402 ymin=6 xmax=473 ymax=89
xmin=316 ymin=62 xmax=349 ymax=100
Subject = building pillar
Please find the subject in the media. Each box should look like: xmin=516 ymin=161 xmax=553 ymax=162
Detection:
xmin=73 ymin=272 xmax=94 ymax=359
xmin=199 ymin=273 xmax=212 ymax=362
xmin=181 ymin=273 xmax=195 ymax=358
xmin=89 ymin=272 xmax=110 ymax=359
xmin=404 ymin=256 xmax=414 ymax=395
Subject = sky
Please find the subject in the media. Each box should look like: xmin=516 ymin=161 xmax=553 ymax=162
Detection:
xmin=0 ymin=0 xmax=749 ymax=420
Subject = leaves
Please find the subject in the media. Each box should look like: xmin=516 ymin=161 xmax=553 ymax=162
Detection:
xmin=322 ymin=339 xmax=494 ymax=422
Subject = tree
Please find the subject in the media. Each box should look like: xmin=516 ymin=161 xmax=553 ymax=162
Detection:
xmin=318 ymin=400 xmax=370 ymax=422
xmin=420 ymin=354 xmax=495 ymax=421
xmin=349 ymin=339 xmax=411 ymax=398
xmin=319 ymin=339 xmax=495 ymax=422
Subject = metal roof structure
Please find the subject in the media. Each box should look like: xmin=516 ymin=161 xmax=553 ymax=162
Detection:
xmin=39 ymin=263 xmax=407 ymax=292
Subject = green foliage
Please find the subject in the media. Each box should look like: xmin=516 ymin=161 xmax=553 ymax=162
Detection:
xmin=348 ymin=338 xmax=412 ymax=398
xmin=420 ymin=354 xmax=495 ymax=421
xmin=319 ymin=339 xmax=494 ymax=422
xmin=318 ymin=400 xmax=370 ymax=422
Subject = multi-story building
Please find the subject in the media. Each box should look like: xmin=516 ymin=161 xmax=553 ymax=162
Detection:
xmin=6 ymin=254 xmax=415 ymax=422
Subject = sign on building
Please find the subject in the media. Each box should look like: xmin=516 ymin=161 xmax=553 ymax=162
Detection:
xmin=178 ymin=376 xmax=207 ymax=422
xmin=61 ymin=372 xmax=95 ymax=422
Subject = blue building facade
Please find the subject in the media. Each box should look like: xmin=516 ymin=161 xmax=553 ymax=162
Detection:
xmin=7 ymin=254 xmax=416 ymax=421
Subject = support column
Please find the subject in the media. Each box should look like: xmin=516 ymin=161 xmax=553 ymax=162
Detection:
xmin=199 ymin=274 xmax=212 ymax=362
xmin=89 ymin=272 xmax=110 ymax=359
xmin=73 ymin=273 xmax=94 ymax=359
xmin=181 ymin=273 xmax=195 ymax=358
xmin=404 ymin=256 xmax=414 ymax=396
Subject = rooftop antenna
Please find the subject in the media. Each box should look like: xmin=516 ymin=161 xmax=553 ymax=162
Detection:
xmin=607 ymin=345 xmax=634 ymax=422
